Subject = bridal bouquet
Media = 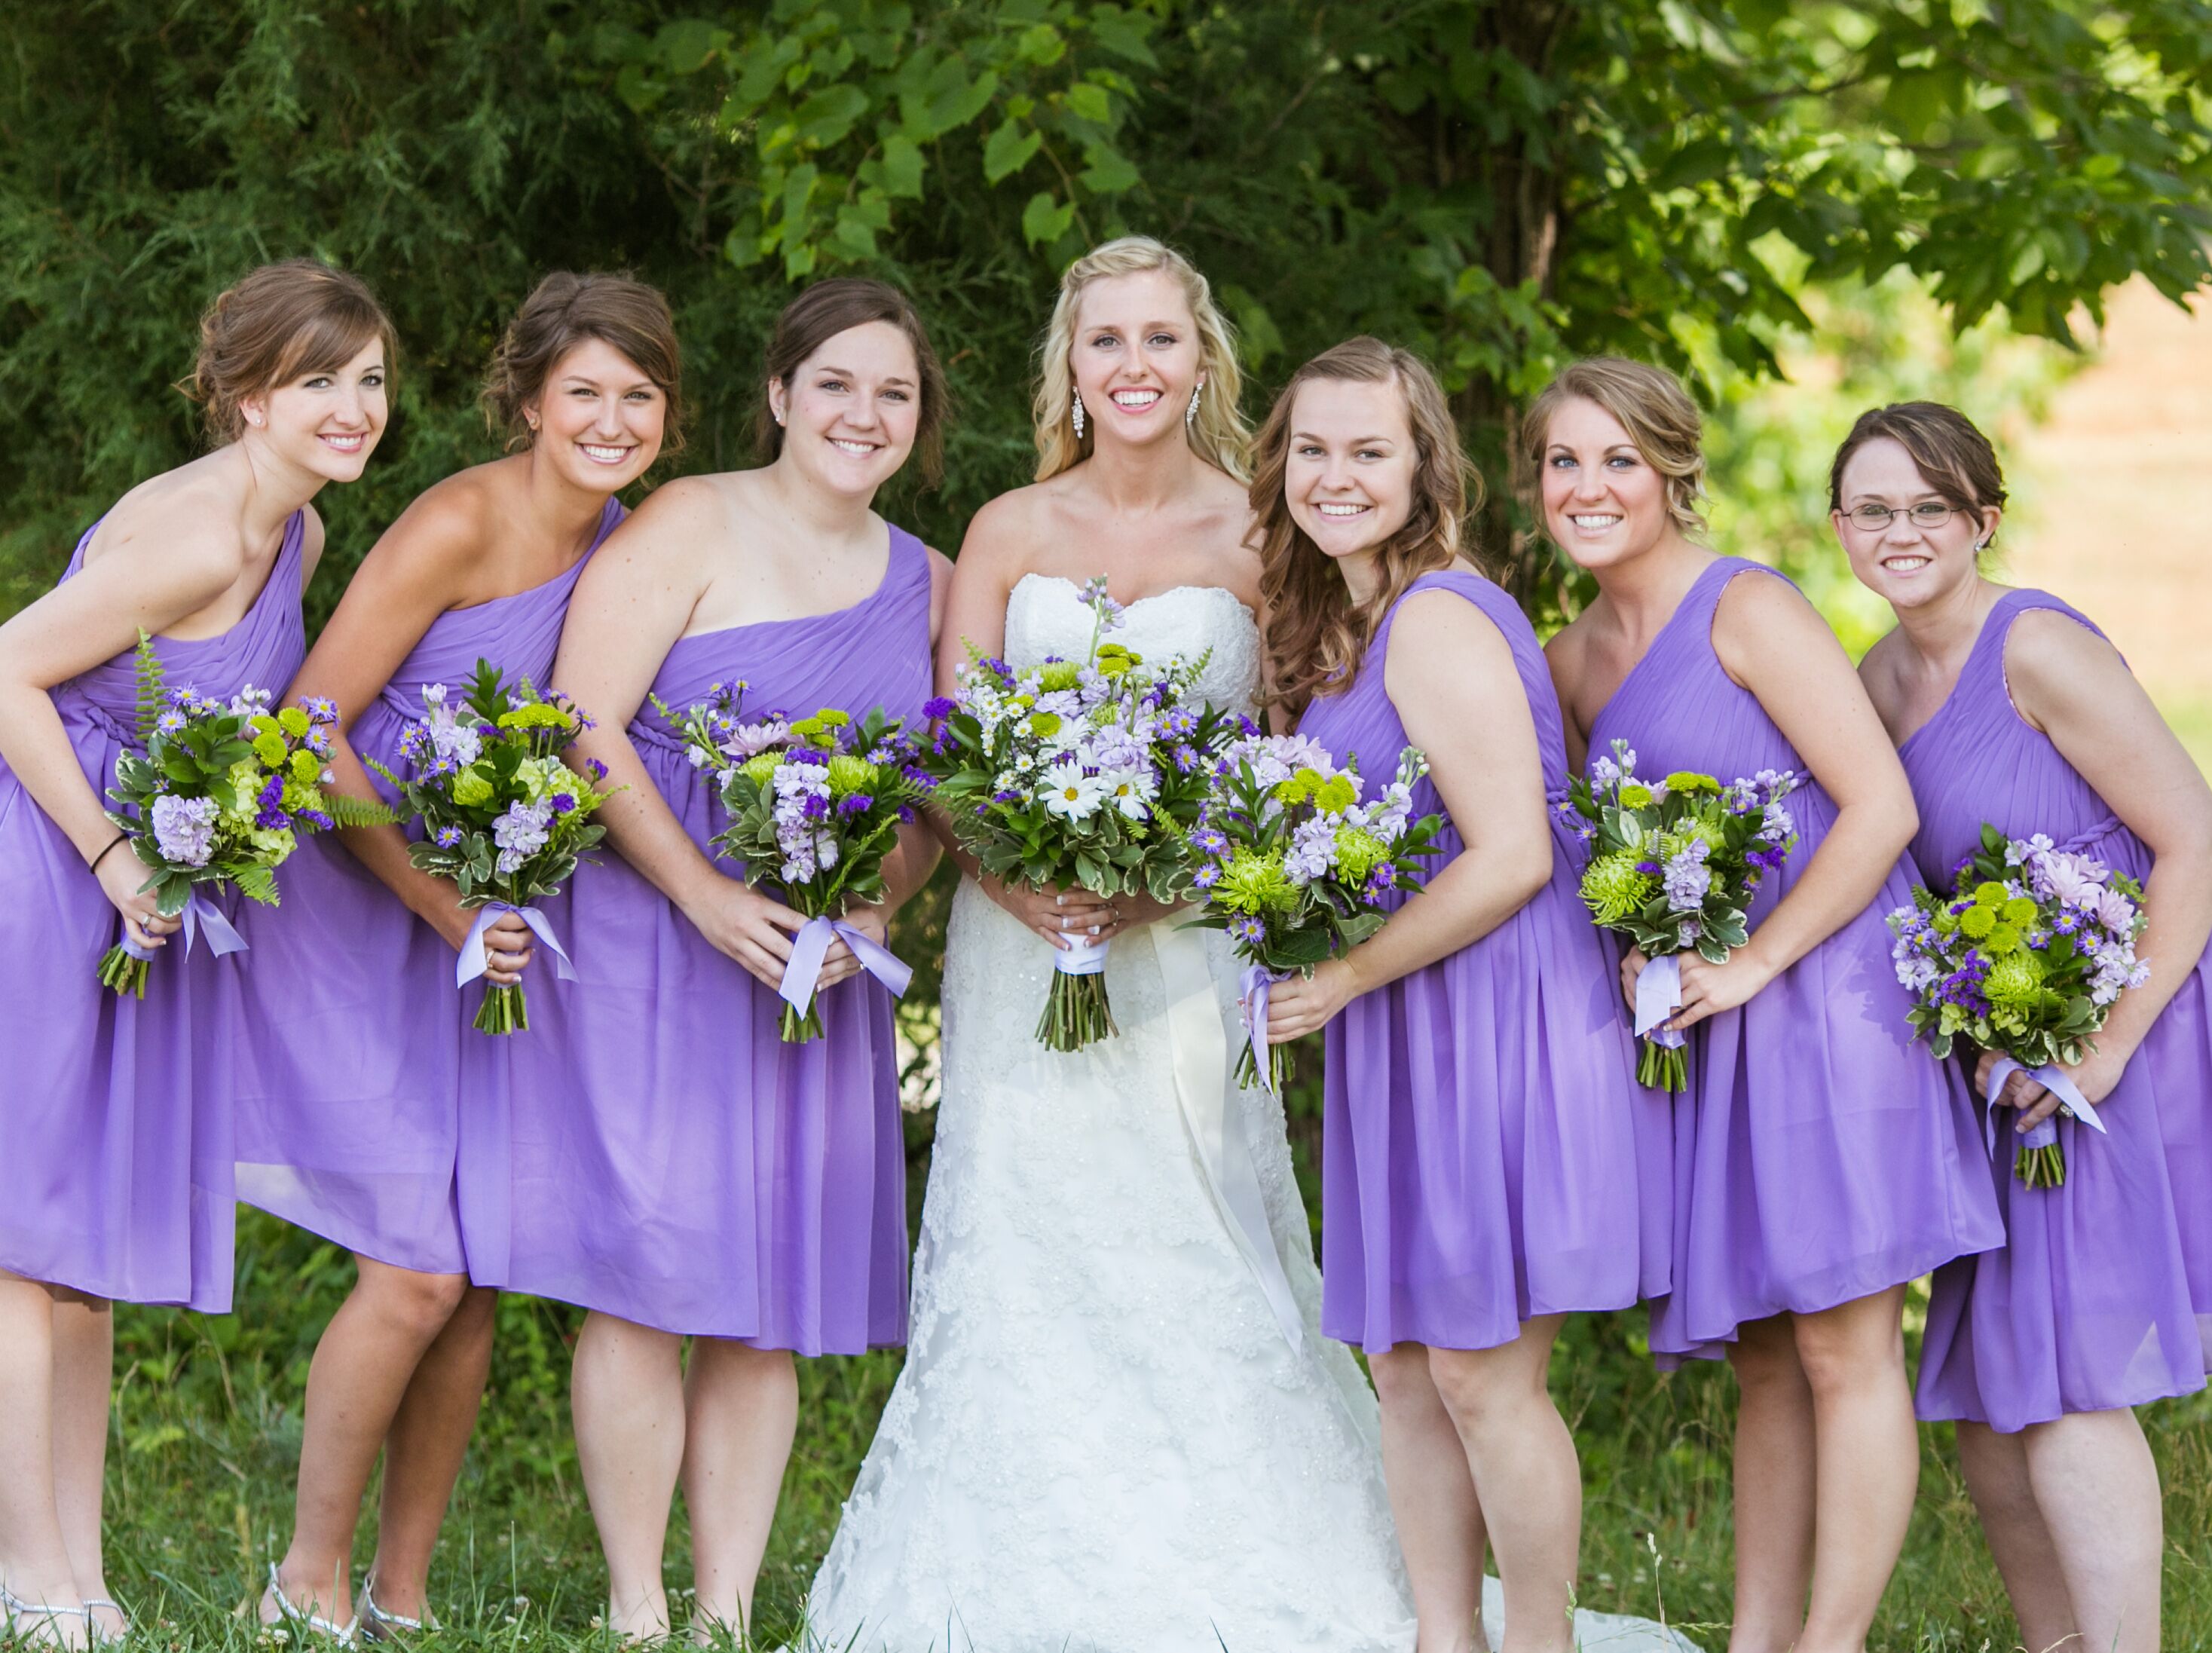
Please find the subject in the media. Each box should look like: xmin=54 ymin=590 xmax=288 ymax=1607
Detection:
xmin=96 ymin=636 xmax=363 ymax=996
xmin=1557 ymin=737 xmax=1800 ymax=1091
xmin=1183 ymin=731 xmax=1443 ymax=1094
xmin=661 ymin=684 xmax=923 ymax=1041
xmin=370 ymin=660 xmax=610 ymax=1034
xmin=1888 ymin=824 xmax=2148 ymax=1186
xmin=922 ymin=576 xmax=1230 ymax=1051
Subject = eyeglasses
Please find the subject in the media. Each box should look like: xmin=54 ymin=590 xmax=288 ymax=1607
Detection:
xmin=1842 ymin=501 xmax=1960 ymax=531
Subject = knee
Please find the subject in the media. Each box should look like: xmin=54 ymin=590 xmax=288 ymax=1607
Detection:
xmin=366 ymin=1268 xmax=471 ymax=1340
xmin=1367 ymin=1345 xmax=1436 ymax=1413
xmin=1791 ymin=1312 xmax=1904 ymax=1400
xmin=1428 ymin=1348 xmax=1544 ymax=1433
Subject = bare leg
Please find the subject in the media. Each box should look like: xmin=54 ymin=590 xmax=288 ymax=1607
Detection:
xmin=268 ymin=1258 xmax=471 ymax=1627
xmin=681 ymin=1339 xmax=798 ymax=1643
xmin=573 ymin=1312 xmax=685 ymax=1640
xmin=2020 ymin=1408 xmax=2162 ymax=1653
xmin=1429 ymin=1318 xmax=1577 ymax=1653
xmin=47 ymin=1292 xmax=118 ymax=1636
xmin=363 ymin=1286 xmax=498 ymax=1620
xmin=1368 ymin=1345 xmax=1490 ymax=1653
xmin=1954 ymin=1422 xmax=2075 ymax=1651
xmin=1792 ymin=1286 xmax=1917 ymax=1653
xmin=1722 ymin=1315 xmax=1816 ymax=1653
xmin=0 ymin=1271 xmax=86 ymax=1649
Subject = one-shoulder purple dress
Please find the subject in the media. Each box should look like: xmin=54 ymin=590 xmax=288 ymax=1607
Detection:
xmin=231 ymin=497 xmax=625 ymax=1275
xmin=1587 ymin=557 xmax=2002 ymax=1361
xmin=1298 ymin=568 xmax=1671 ymax=1351
xmin=0 ymin=510 xmax=308 ymax=1311
xmin=1901 ymin=588 xmax=2212 ymax=1430
xmin=476 ymin=525 xmax=929 ymax=1351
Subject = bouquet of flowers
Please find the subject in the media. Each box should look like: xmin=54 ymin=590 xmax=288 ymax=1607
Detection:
xmin=1557 ymin=737 xmax=1801 ymax=1091
xmin=96 ymin=636 xmax=365 ymax=996
xmin=1182 ymin=731 xmax=1443 ymax=1094
xmin=370 ymin=660 xmax=611 ymax=1034
xmin=660 ymin=684 xmax=924 ymax=1041
xmin=1888 ymin=824 xmax=2148 ymax=1186
xmin=922 ymin=576 xmax=1230 ymax=1051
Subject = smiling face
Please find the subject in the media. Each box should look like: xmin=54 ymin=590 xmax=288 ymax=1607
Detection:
xmin=1069 ymin=268 xmax=1203 ymax=452
xmin=529 ymin=336 xmax=667 ymax=494
xmin=769 ymin=320 xmax=920 ymax=500
xmin=1283 ymin=376 xmax=1417 ymax=593
xmin=1834 ymin=434 xmax=1996 ymax=613
xmin=240 ymin=338 xmax=389 ymax=482
xmin=1538 ymin=395 xmax=1677 ymax=571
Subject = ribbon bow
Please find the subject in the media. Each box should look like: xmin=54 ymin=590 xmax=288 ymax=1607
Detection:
xmin=121 ymin=889 xmax=249 ymax=963
xmin=457 ymin=903 xmax=576 ymax=988
xmin=1983 ymin=1054 xmax=2106 ymax=1159
xmin=779 ymin=916 xmax=913 ymax=1013
xmin=1633 ymin=952 xmax=1688 ymax=1049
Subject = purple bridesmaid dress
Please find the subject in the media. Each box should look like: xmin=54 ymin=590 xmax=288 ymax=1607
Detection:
xmin=1588 ymin=557 xmax=2002 ymax=1361
xmin=1296 ymin=567 xmax=1670 ymax=1351
xmin=475 ymin=525 xmax=929 ymax=1351
xmin=230 ymin=497 xmax=625 ymax=1275
xmin=1901 ymin=588 xmax=2211 ymax=1430
xmin=0 ymin=511 xmax=308 ymax=1312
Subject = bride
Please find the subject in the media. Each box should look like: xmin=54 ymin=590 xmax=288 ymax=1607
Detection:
xmin=800 ymin=237 xmax=1693 ymax=1652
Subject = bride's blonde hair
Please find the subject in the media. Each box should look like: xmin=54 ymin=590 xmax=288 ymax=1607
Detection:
xmin=1030 ymin=235 xmax=1251 ymax=483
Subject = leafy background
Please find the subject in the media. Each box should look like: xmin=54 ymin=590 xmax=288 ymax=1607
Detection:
xmin=5 ymin=2 xmax=2211 ymax=1647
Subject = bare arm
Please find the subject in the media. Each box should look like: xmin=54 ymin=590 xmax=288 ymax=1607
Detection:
xmin=1985 ymin=611 xmax=2212 ymax=1117
xmin=1266 ymin=592 xmax=1554 ymax=1040
xmin=1650 ymin=571 xmax=1919 ymax=1031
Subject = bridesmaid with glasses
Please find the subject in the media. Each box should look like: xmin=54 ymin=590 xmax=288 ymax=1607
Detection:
xmin=0 ymin=259 xmax=391 ymax=1647
xmin=1840 ymin=400 xmax=2210 ymax=1653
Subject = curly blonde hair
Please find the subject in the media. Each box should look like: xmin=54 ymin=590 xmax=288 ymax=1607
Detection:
xmin=1030 ymin=236 xmax=1250 ymax=483
xmin=1255 ymin=337 xmax=1485 ymax=715
xmin=1518 ymin=357 xmax=1708 ymax=541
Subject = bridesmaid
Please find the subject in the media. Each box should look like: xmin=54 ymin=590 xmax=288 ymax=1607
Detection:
xmin=1838 ymin=401 xmax=2210 ymax=1653
xmin=1537 ymin=358 xmax=2001 ymax=1653
xmin=234 ymin=273 xmax=678 ymax=1638
xmin=1261 ymin=339 xmax=1668 ymax=1651
xmin=0 ymin=259 xmax=390 ymax=1645
xmin=494 ymin=277 xmax=950 ymax=1639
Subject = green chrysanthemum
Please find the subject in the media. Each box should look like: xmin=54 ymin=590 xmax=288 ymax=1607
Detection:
xmin=1958 ymin=905 xmax=1996 ymax=941
xmin=1617 ymin=783 xmax=1654 ymax=809
xmin=1580 ymin=849 xmax=1654 ymax=926
xmin=1986 ymin=950 xmax=2046 ymax=1010
xmin=289 ymin=749 xmax=323 ymax=785
xmin=1663 ymin=771 xmax=1721 ymax=795
xmin=1985 ymin=922 xmax=2024 ymax=957
xmin=2001 ymin=896 xmax=2039 ymax=928
xmin=252 ymin=732 xmax=289 ymax=768
xmin=1036 ymin=661 xmax=1082 ymax=692
xmin=451 ymin=765 xmax=494 ymax=808
xmin=826 ymin=755 xmax=877 ymax=797
xmin=1333 ymin=825 xmax=1387 ymax=884
xmin=277 ymin=706 xmax=311 ymax=738
xmin=1973 ymin=880 xmax=2009 ymax=908
xmin=1316 ymin=774 xmax=1358 ymax=813
xmin=740 ymin=752 xmax=780 ymax=785
xmin=1026 ymin=711 xmax=1063 ymax=738
xmin=1217 ymin=847 xmax=1301 ymax=915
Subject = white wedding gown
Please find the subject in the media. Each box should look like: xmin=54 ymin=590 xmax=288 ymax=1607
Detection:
xmin=800 ymin=576 xmax=1696 ymax=1653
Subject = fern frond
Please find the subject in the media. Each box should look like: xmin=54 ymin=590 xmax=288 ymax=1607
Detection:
xmin=133 ymin=631 xmax=165 ymax=745
xmin=233 ymin=864 xmax=279 ymax=905
xmin=325 ymin=794 xmax=402 ymax=829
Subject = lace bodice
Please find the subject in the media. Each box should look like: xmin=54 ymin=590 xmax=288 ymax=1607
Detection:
xmin=1004 ymin=573 xmax=1261 ymax=719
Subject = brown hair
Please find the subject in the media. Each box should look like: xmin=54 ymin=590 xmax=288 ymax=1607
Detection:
xmin=184 ymin=259 xmax=395 ymax=446
xmin=1518 ymin=357 xmax=1707 ymax=540
xmin=484 ymin=271 xmax=684 ymax=456
xmin=1256 ymin=337 xmax=1484 ymax=715
xmin=755 ymin=278 xmax=948 ymax=487
xmin=1828 ymin=401 xmax=2007 ymax=542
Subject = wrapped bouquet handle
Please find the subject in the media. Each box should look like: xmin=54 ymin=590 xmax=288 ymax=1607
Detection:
xmin=118 ymin=891 xmax=250 ymax=964
xmin=1984 ymin=1054 xmax=2105 ymax=1188
xmin=1632 ymin=953 xmax=1690 ymax=1091
xmin=778 ymin=916 xmax=912 ymax=1039
xmin=1236 ymin=964 xmax=1292 ymax=1097
xmin=457 ymin=902 xmax=576 ymax=988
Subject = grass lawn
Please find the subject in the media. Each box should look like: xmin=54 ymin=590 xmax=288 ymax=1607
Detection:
xmin=99 ymin=1168 xmax=2212 ymax=1651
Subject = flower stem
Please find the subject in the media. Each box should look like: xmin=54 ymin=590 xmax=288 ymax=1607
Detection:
xmin=96 ymin=946 xmax=150 ymax=999
xmin=1036 ymin=972 xmax=1117 ymax=1052
xmin=781 ymin=1002 xmax=826 ymax=1042
xmin=1638 ymin=1037 xmax=1688 ymax=1094
xmin=474 ymin=984 xmax=530 ymax=1036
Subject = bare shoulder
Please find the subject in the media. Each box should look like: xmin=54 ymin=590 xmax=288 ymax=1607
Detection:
xmin=1543 ymin=605 xmax=1595 ymax=672
xmin=1712 ymin=560 xmax=1822 ymax=634
xmin=955 ymin=484 xmax=1055 ymax=574
xmin=1392 ymin=585 xmax=1507 ymax=653
xmin=93 ymin=466 xmax=249 ymax=589
xmin=2004 ymin=604 xmax=2125 ymax=699
xmin=598 ymin=470 xmax=731 ymax=559
xmin=1856 ymin=623 xmax=1910 ymax=700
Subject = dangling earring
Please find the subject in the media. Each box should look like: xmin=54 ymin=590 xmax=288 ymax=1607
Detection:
xmin=1071 ymin=391 xmax=1086 ymax=440
xmin=1186 ymin=383 xmax=1202 ymax=430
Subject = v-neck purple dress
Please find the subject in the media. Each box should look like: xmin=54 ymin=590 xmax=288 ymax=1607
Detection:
xmin=231 ymin=497 xmax=624 ymax=1275
xmin=475 ymin=525 xmax=929 ymax=1351
xmin=1297 ymin=567 xmax=1670 ymax=1351
xmin=0 ymin=510 xmax=308 ymax=1311
xmin=1586 ymin=558 xmax=2002 ymax=1361
xmin=1900 ymin=588 xmax=2210 ymax=1430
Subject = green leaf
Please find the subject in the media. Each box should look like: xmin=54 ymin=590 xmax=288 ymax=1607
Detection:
xmin=878 ymin=133 xmax=925 ymax=198
xmin=1021 ymin=190 xmax=1075 ymax=248
xmin=1064 ymin=81 xmax=1112 ymax=124
xmin=1088 ymin=7 xmax=1158 ymax=67
xmin=794 ymin=84 xmax=870 ymax=149
xmin=1016 ymin=24 xmax=1066 ymax=67
xmin=656 ymin=19 xmax=728 ymax=76
xmin=984 ymin=117 xmax=1043 ymax=183
xmin=1077 ymin=139 xmax=1139 ymax=195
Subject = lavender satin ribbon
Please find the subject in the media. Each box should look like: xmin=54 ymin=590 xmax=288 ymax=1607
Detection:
xmin=119 ymin=889 xmax=249 ymax=963
xmin=1984 ymin=1054 xmax=2106 ymax=1159
xmin=779 ymin=915 xmax=913 ymax=1014
xmin=1237 ymin=964 xmax=1288 ymax=1094
xmin=1633 ymin=952 xmax=1687 ymax=1048
xmin=457 ymin=902 xmax=575 ymax=988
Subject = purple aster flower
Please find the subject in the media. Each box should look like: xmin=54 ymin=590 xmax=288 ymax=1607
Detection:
xmin=435 ymin=825 xmax=466 ymax=849
xmin=838 ymin=793 xmax=874 ymax=816
xmin=922 ymin=696 xmax=958 ymax=721
xmin=551 ymin=793 xmax=577 ymax=816
xmin=1226 ymin=914 xmax=1266 ymax=947
xmin=1192 ymin=863 xmax=1222 ymax=891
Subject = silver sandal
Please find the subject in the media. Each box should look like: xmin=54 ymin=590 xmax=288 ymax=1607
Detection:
xmin=356 ymin=1577 xmax=435 ymax=1644
xmin=0 ymin=1581 xmax=90 ymax=1647
xmin=80 ymin=1597 xmax=129 ymax=1646
xmin=262 ymin=1564 xmax=356 ymax=1646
